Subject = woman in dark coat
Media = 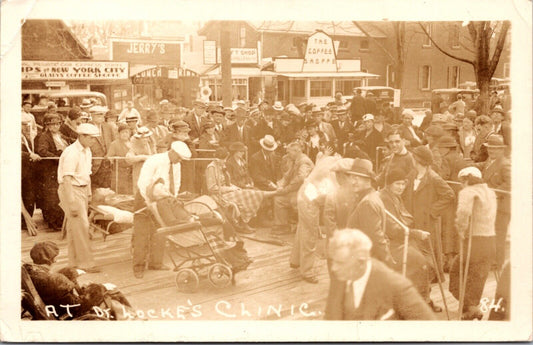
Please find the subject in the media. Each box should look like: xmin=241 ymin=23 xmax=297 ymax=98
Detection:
xmin=35 ymin=114 xmax=68 ymax=230
xmin=225 ymin=142 xmax=254 ymax=189
xmin=106 ymin=123 xmax=133 ymax=194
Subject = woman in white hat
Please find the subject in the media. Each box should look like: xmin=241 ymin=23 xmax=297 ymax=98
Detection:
xmin=448 ymin=167 xmax=497 ymax=320
xmin=126 ymin=127 xmax=156 ymax=194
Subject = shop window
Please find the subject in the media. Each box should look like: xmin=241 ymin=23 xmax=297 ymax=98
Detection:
xmin=335 ymin=80 xmax=359 ymax=95
xmin=292 ymin=80 xmax=305 ymax=97
xmin=447 ymin=66 xmax=460 ymax=88
xmin=360 ymin=39 xmax=369 ymax=51
xmin=422 ymin=23 xmax=432 ymax=47
xmin=419 ymin=65 xmax=431 ymax=90
xmin=310 ymin=80 xmax=332 ymax=97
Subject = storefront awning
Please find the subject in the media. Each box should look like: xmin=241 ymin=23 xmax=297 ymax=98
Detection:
xmin=277 ymin=71 xmax=379 ymax=78
xmin=203 ymin=66 xmax=276 ymax=77
xmin=129 ymin=64 xmax=157 ymax=77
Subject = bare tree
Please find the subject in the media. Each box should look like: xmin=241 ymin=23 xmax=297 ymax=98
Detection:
xmin=352 ymin=21 xmax=406 ymax=91
xmin=418 ymin=21 xmax=510 ymax=115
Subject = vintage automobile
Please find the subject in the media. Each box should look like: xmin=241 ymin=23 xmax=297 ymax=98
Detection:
xmin=22 ymin=90 xmax=108 ymax=125
xmin=430 ymin=88 xmax=479 ymax=113
xmin=339 ymin=86 xmax=395 ymax=108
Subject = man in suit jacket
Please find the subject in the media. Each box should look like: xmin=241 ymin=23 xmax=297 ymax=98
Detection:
xmin=476 ymin=134 xmax=511 ymax=269
xmin=356 ymin=114 xmax=384 ymax=165
xmin=22 ymin=119 xmax=41 ymax=227
xmin=346 ymin=159 xmax=394 ymax=265
xmin=251 ymin=110 xmax=277 ymax=154
xmin=272 ymin=142 xmax=314 ymax=235
xmin=331 ymin=108 xmax=354 ymax=150
xmin=325 ymin=229 xmax=436 ymax=320
xmin=249 ymin=135 xmax=279 ymax=191
xmin=222 ymin=107 xmax=253 ymax=148
xmin=185 ymin=100 xmax=208 ymax=142
xmin=349 ymin=89 xmax=366 ymax=124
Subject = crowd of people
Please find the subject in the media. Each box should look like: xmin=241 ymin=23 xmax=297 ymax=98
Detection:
xmin=21 ymin=86 xmax=511 ymax=320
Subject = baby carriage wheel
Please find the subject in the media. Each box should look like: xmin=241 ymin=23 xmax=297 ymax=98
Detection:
xmin=207 ymin=263 xmax=233 ymax=288
xmin=175 ymin=268 xmax=199 ymax=293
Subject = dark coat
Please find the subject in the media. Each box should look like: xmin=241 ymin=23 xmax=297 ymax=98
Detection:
xmin=222 ymin=123 xmax=253 ymax=148
xmin=331 ymin=119 xmax=355 ymax=149
xmin=470 ymin=130 xmax=494 ymax=163
xmin=441 ymin=150 xmax=467 ymax=181
xmin=225 ymin=155 xmax=253 ymax=189
xmin=323 ymin=186 xmax=360 ymax=239
xmin=59 ymin=122 xmax=78 ymax=144
xmin=364 ymin=98 xmax=378 ymax=116
xmin=248 ymin=149 xmax=278 ymax=190
xmin=403 ymin=168 xmax=455 ymax=232
xmin=478 ymin=155 xmax=511 ymax=215
xmin=356 ymin=128 xmax=384 ymax=164
xmin=399 ymin=124 xmax=423 ymax=148
xmin=325 ymin=259 xmax=436 ymax=320
xmin=184 ymin=112 xmax=206 ymax=140
xmin=346 ymin=188 xmax=392 ymax=263
xmin=349 ymin=94 xmax=366 ymax=123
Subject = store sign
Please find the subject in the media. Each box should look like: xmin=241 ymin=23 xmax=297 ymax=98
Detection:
xmin=216 ymin=48 xmax=258 ymax=64
xmin=203 ymin=41 xmax=217 ymax=65
xmin=112 ymin=39 xmax=181 ymax=65
xmin=302 ymin=31 xmax=337 ymax=72
xmin=132 ymin=66 xmax=166 ymax=84
xmin=21 ymin=61 xmax=129 ymax=80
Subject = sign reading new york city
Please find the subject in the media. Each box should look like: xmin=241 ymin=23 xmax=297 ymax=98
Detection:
xmin=112 ymin=39 xmax=181 ymax=65
xmin=302 ymin=31 xmax=338 ymax=72
xmin=21 ymin=61 xmax=129 ymax=80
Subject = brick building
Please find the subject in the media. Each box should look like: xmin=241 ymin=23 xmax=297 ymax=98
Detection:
xmin=198 ymin=20 xmax=510 ymax=108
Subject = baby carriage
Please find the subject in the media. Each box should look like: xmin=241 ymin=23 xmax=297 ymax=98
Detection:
xmin=146 ymin=194 xmax=251 ymax=293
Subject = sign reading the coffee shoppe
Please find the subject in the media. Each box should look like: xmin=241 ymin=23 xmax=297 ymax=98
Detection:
xmin=112 ymin=39 xmax=181 ymax=65
xmin=302 ymin=31 xmax=338 ymax=72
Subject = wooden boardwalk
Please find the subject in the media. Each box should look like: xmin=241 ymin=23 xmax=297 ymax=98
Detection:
xmin=21 ymin=210 xmax=498 ymax=321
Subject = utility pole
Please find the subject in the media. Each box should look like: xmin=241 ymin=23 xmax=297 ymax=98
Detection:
xmin=220 ymin=23 xmax=232 ymax=107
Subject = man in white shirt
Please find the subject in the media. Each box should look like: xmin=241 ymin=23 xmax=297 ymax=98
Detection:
xmin=21 ymin=101 xmax=38 ymax=142
xmin=118 ymin=101 xmax=141 ymax=123
xmin=57 ymin=123 xmax=101 ymax=273
xmin=133 ymin=140 xmax=192 ymax=279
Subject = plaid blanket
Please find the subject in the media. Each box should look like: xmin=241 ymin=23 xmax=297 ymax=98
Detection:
xmin=221 ymin=189 xmax=265 ymax=223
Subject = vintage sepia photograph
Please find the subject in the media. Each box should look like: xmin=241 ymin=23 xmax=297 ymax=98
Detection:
xmin=1 ymin=0 xmax=531 ymax=342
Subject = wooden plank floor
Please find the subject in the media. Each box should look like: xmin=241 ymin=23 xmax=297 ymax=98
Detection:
xmin=21 ymin=210 xmax=498 ymax=321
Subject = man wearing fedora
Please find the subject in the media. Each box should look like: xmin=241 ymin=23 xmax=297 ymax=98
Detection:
xmin=476 ymin=134 xmax=511 ymax=270
xmin=438 ymin=135 xmax=467 ymax=182
xmin=331 ymin=107 xmax=354 ymax=150
xmin=57 ymin=123 xmax=102 ymax=273
xmin=144 ymin=109 xmax=170 ymax=153
xmin=349 ymin=88 xmax=366 ymax=124
xmin=185 ymin=99 xmax=208 ymax=142
xmin=272 ymin=142 xmax=314 ymax=236
xmin=133 ymin=141 xmax=192 ymax=279
xmin=249 ymin=135 xmax=279 ymax=191
xmin=118 ymin=100 xmax=141 ymax=123
xmin=471 ymin=115 xmax=494 ymax=162
xmin=222 ymin=107 xmax=252 ymax=148
xmin=346 ymin=158 xmax=394 ymax=265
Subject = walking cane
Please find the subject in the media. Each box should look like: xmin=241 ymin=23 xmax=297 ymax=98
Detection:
xmin=458 ymin=209 xmax=474 ymax=320
xmin=428 ymin=235 xmax=450 ymax=320
xmin=383 ymin=209 xmax=409 ymax=276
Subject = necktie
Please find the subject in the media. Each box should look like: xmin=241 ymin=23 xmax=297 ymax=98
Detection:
xmin=239 ymin=126 xmax=243 ymax=140
xmin=169 ymin=163 xmax=175 ymax=195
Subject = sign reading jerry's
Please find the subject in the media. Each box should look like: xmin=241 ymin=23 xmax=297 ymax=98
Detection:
xmin=112 ymin=39 xmax=181 ymax=65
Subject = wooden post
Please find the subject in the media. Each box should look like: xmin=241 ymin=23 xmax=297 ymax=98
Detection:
xmin=220 ymin=25 xmax=232 ymax=108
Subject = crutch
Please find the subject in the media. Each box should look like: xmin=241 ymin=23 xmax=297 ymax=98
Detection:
xmin=383 ymin=209 xmax=410 ymax=276
xmin=458 ymin=210 xmax=474 ymax=320
xmin=428 ymin=234 xmax=450 ymax=320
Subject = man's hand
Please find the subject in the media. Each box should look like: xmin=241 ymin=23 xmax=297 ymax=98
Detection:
xmin=29 ymin=153 xmax=41 ymax=161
